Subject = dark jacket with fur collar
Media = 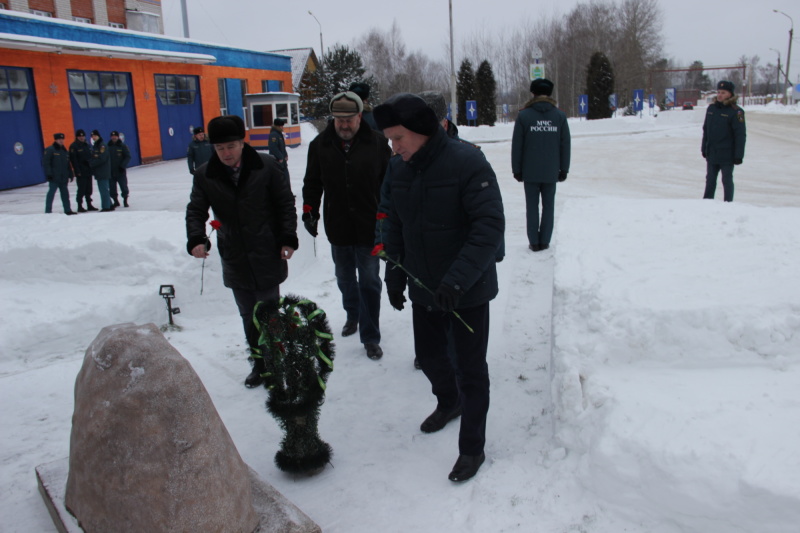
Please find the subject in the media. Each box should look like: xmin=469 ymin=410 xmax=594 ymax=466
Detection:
xmin=702 ymin=95 xmax=746 ymax=164
xmin=511 ymin=95 xmax=571 ymax=183
xmin=186 ymin=144 xmax=298 ymax=291
xmin=302 ymin=119 xmax=391 ymax=246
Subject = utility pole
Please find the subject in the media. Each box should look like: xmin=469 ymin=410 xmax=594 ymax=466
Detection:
xmin=449 ymin=0 xmax=458 ymax=125
xmin=308 ymin=11 xmax=324 ymax=64
xmin=773 ymin=9 xmax=794 ymax=103
xmin=770 ymin=48 xmax=782 ymax=100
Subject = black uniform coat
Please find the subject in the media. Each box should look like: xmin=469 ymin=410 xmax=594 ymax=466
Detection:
xmin=380 ymin=126 xmax=505 ymax=309
xmin=42 ymin=142 xmax=72 ymax=183
xmin=185 ymin=144 xmax=298 ymax=291
xmin=69 ymin=140 xmax=92 ymax=178
xmin=187 ymin=138 xmax=213 ymax=174
xmin=108 ymin=139 xmax=131 ymax=179
xmin=89 ymin=138 xmax=111 ymax=181
xmin=302 ymin=119 xmax=391 ymax=247
xmin=702 ymin=95 xmax=746 ymax=164
xmin=511 ymin=96 xmax=571 ymax=182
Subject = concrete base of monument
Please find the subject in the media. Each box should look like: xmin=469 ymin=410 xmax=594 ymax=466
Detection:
xmin=36 ymin=458 xmax=322 ymax=533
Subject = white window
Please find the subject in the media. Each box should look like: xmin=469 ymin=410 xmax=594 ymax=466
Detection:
xmin=109 ymin=22 xmax=125 ymax=29
xmin=74 ymin=17 xmax=92 ymax=24
xmin=31 ymin=10 xmax=52 ymax=17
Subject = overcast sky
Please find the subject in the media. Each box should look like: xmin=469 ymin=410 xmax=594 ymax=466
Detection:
xmin=162 ymin=0 xmax=799 ymax=91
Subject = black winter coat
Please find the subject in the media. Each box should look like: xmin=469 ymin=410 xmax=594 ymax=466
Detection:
xmin=302 ymin=119 xmax=391 ymax=246
xmin=702 ymin=95 xmax=746 ymax=164
xmin=185 ymin=144 xmax=299 ymax=291
xmin=268 ymin=127 xmax=288 ymax=163
xmin=69 ymin=140 xmax=92 ymax=178
xmin=187 ymin=138 xmax=213 ymax=174
xmin=511 ymin=96 xmax=571 ymax=182
xmin=380 ymin=127 xmax=505 ymax=309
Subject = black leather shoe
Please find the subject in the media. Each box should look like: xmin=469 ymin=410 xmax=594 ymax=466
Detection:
xmin=341 ymin=320 xmax=357 ymax=337
xmin=65 ymin=211 xmax=77 ymax=215
xmin=529 ymin=244 xmax=541 ymax=252
xmin=244 ymin=368 xmax=264 ymax=388
xmin=365 ymin=343 xmax=383 ymax=360
xmin=113 ymin=198 xmax=121 ymax=207
xmin=420 ymin=406 xmax=461 ymax=433
xmin=86 ymin=204 xmax=99 ymax=211
xmin=448 ymin=452 xmax=485 ymax=482
xmin=123 ymin=198 xmax=129 ymax=208
xmin=540 ymin=244 xmax=550 ymax=251
xmin=77 ymin=205 xmax=87 ymax=213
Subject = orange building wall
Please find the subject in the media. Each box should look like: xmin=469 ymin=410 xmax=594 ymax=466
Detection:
xmin=2 ymin=49 xmax=292 ymax=163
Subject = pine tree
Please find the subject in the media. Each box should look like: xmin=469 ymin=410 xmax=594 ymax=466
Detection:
xmin=456 ymin=59 xmax=476 ymax=125
xmin=304 ymin=45 xmax=377 ymax=119
xmin=586 ymin=52 xmax=615 ymax=120
xmin=475 ymin=60 xmax=497 ymax=126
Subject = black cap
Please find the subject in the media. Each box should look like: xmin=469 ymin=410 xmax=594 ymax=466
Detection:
xmin=717 ymin=80 xmax=735 ymax=94
xmin=54 ymin=133 xmax=65 ymax=140
xmin=207 ymin=115 xmax=246 ymax=144
xmin=273 ymin=118 xmax=286 ymax=126
xmin=193 ymin=126 xmax=204 ymax=135
xmin=110 ymin=130 xmax=119 ymax=137
xmin=349 ymin=82 xmax=370 ymax=101
xmin=530 ymin=78 xmax=554 ymax=96
xmin=75 ymin=129 xmax=85 ymax=137
xmin=91 ymin=129 xmax=101 ymax=137
xmin=373 ymin=93 xmax=439 ymax=136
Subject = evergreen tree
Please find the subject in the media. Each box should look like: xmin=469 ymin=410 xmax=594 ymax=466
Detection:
xmin=685 ymin=60 xmax=712 ymax=91
xmin=304 ymin=45 xmax=377 ymax=119
xmin=475 ymin=60 xmax=497 ymax=126
xmin=456 ymin=59 xmax=476 ymax=125
xmin=586 ymin=52 xmax=615 ymax=120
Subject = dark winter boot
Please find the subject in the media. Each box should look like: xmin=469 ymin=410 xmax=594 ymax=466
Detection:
xmin=113 ymin=197 xmax=121 ymax=208
xmin=244 ymin=355 xmax=267 ymax=389
xmin=123 ymin=197 xmax=129 ymax=208
xmin=77 ymin=202 xmax=86 ymax=213
xmin=86 ymin=202 xmax=98 ymax=211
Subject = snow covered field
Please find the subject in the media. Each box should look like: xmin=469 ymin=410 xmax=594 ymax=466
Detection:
xmin=1 ymin=102 xmax=799 ymax=532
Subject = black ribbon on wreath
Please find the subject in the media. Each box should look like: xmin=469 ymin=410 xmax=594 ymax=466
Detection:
xmin=253 ymin=295 xmax=335 ymax=474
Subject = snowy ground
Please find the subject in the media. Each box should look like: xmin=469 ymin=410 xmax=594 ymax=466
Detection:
xmin=1 ymin=103 xmax=799 ymax=532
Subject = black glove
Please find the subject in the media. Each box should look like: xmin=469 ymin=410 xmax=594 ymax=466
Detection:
xmin=302 ymin=212 xmax=318 ymax=237
xmin=733 ymin=158 xmax=742 ymax=166
xmin=388 ymin=290 xmax=406 ymax=311
xmin=434 ymin=284 xmax=461 ymax=313
xmin=513 ymin=173 xmax=522 ymax=182
xmin=558 ymin=170 xmax=568 ymax=182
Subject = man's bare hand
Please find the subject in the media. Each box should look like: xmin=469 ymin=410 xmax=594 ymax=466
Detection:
xmin=191 ymin=244 xmax=209 ymax=258
xmin=281 ymin=246 xmax=295 ymax=260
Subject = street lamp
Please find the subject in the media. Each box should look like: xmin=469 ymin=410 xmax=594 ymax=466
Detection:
xmin=773 ymin=9 xmax=794 ymax=101
xmin=769 ymin=48 xmax=782 ymax=99
xmin=308 ymin=10 xmax=324 ymax=63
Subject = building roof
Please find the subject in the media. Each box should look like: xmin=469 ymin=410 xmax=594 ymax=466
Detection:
xmin=268 ymin=48 xmax=317 ymax=90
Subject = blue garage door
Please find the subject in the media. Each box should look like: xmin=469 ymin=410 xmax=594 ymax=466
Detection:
xmin=68 ymin=70 xmax=140 ymax=166
xmin=155 ymin=74 xmax=203 ymax=160
xmin=0 ymin=66 xmax=44 ymax=190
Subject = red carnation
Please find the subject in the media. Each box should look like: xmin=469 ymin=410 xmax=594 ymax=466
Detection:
xmin=303 ymin=204 xmax=313 ymax=214
xmin=210 ymin=219 xmax=221 ymax=230
xmin=371 ymin=243 xmax=384 ymax=256
xmin=376 ymin=212 xmax=388 ymax=220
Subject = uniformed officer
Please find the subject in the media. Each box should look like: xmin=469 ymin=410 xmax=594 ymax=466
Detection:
xmin=701 ymin=80 xmax=746 ymax=202
xmin=43 ymin=133 xmax=76 ymax=215
xmin=69 ymin=129 xmax=97 ymax=211
xmin=268 ymin=118 xmax=289 ymax=180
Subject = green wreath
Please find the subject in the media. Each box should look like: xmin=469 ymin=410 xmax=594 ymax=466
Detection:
xmin=253 ymin=294 xmax=335 ymax=474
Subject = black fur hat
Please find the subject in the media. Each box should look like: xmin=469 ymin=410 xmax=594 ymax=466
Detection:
xmin=374 ymin=93 xmax=439 ymax=136
xmin=208 ymin=115 xmax=245 ymax=144
xmin=349 ymin=82 xmax=371 ymax=101
xmin=717 ymin=80 xmax=735 ymax=94
xmin=530 ymin=78 xmax=554 ymax=96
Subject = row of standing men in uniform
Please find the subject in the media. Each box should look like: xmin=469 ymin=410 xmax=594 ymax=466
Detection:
xmin=43 ymin=129 xmax=131 ymax=214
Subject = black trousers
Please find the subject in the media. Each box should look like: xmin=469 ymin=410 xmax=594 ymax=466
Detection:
xmin=412 ymin=301 xmax=490 ymax=456
xmin=232 ymin=286 xmax=280 ymax=350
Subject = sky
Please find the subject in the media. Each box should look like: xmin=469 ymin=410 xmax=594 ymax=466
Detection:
xmin=2 ymin=103 xmax=800 ymax=532
xmin=161 ymin=0 xmax=800 ymax=89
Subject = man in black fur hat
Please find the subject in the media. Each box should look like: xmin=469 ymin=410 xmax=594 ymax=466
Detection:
xmin=701 ymin=80 xmax=746 ymax=202
xmin=511 ymin=78 xmax=571 ymax=252
xmin=185 ymin=115 xmax=299 ymax=388
xmin=375 ymin=93 xmax=504 ymax=483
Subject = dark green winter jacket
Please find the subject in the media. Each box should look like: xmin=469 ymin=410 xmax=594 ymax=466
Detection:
xmin=187 ymin=138 xmax=213 ymax=174
xmin=702 ymin=95 xmax=746 ymax=164
xmin=89 ymin=138 xmax=111 ymax=181
xmin=380 ymin=126 xmax=505 ymax=309
xmin=268 ymin=127 xmax=288 ymax=164
xmin=108 ymin=139 xmax=131 ymax=179
xmin=42 ymin=142 xmax=72 ymax=183
xmin=511 ymin=96 xmax=571 ymax=183
xmin=69 ymin=140 xmax=92 ymax=179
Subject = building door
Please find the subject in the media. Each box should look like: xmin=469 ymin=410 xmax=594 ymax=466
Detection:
xmin=0 ymin=66 xmax=44 ymax=190
xmin=68 ymin=70 xmax=140 ymax=166
xmin=154 ymin=74 xmax=203 ymax=160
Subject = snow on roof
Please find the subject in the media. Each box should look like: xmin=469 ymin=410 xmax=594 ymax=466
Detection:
xmin=268 ymin=48 xmax=316 ymax=90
